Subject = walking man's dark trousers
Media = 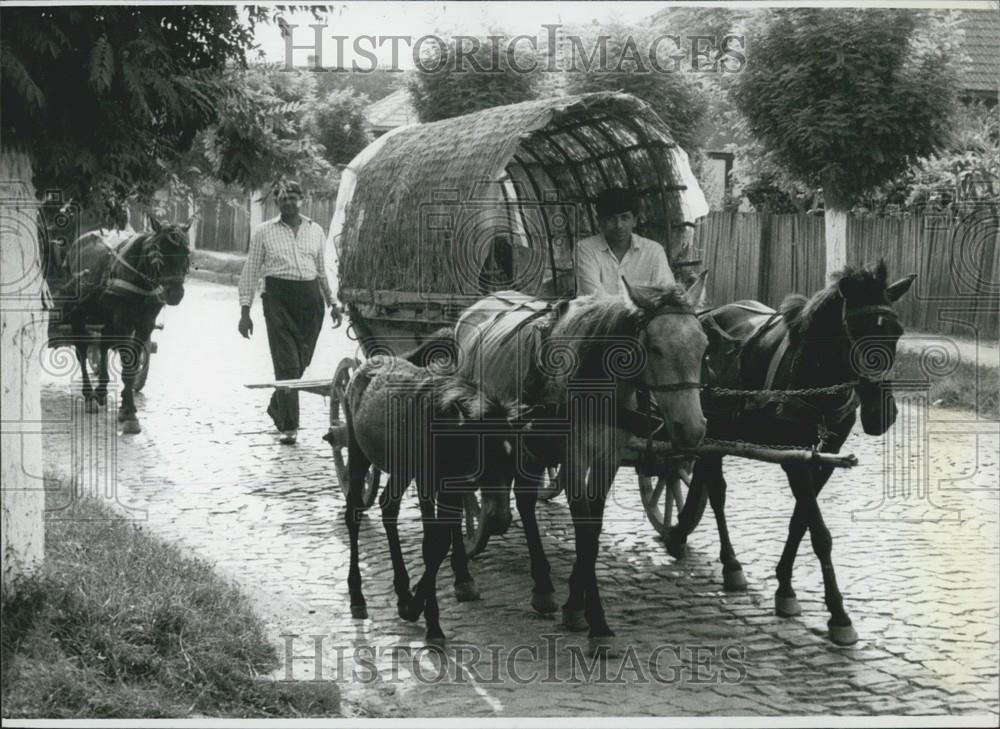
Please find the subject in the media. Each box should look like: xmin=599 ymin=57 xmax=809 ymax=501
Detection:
xmin=262 ymin=277 xmax=324 ymax=432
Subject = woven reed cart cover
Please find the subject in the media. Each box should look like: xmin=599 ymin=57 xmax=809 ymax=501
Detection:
xmin=326 ymin=92 xmax=710 ymax=355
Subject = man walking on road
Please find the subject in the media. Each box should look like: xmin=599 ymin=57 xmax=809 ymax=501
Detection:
xmin=238 ymin=180 xmax=342 ymax=445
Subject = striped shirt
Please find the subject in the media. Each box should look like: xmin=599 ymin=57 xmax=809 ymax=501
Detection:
xmin=574 ymin=232 xmax=675 ymax=296
xmin=238 ymin=216 xmax=334 ymax=307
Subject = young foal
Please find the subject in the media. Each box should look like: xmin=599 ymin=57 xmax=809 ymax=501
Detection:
xmin=343 ymin=355 xmax=518 ymax=645
xmin=668 ymin=261 xmax=915 ymax=645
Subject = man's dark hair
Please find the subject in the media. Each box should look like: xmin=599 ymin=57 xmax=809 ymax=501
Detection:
xmin=595 ymin=188 xmax=639 ymax=219
xmin=272 ymin=179 xmax=303 ymax=198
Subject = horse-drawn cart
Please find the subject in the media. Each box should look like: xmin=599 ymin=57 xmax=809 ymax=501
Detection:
xmin=247 ymin=92 xmax=860 ymax=558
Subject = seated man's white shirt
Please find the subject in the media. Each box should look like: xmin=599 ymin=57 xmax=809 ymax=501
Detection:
xmin=574 ymin=233 xmax=675 ymax=296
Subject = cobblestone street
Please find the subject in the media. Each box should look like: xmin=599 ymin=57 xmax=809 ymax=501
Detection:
xmin=40 ymin=280 xmax=999 ymax=718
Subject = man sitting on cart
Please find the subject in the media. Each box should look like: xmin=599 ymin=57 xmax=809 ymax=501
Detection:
xmin=574 ymin=188 xmax=676 ymax=296
xmin=237 ymin=179 xmax=343 ymax=445
xmin=573 ymin=187 xmax=690 ymax=506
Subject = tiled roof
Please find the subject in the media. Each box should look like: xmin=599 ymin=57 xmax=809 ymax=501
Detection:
xmin=364 ymin=88 xmax=418 ymax=131
xmin=959 ymin=10 xmax=1000 ymax=95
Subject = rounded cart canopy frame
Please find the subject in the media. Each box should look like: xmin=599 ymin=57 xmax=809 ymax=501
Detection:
xmin=330 ymin=92 xmax=708 ymax=304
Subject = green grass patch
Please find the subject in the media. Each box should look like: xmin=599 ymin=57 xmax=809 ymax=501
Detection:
xmin=892 ymin=349 xmax=999 ymax=420
xmin=1 ymin=493 xmax=340 ymax=719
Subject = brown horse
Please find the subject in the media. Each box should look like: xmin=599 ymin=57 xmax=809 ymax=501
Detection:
xmin=451 ymin=277 xmax=708 ymax=655
xmin=668 ymin=260 xmax=916 ymax=645
xmin=343 ymin=355 xmax=519 ymax=645
xmin=54 ymin=216 xmax=192 ymax=433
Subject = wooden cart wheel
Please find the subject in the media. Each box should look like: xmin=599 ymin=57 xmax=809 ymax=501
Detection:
xmin=462 ymin=491 xmax=491 ymax=558
xmin=638 ymin=472 xmax=687 ymax=539
xmin=536 ymin=465 xmax=563 ymax=502
xmin=132 ymin=343 xmax=151 ymax=393
xmin=329 ymin=357 xmax=379 ymax=510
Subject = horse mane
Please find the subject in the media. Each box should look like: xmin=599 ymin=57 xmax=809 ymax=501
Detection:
xmin=781 ymin=262 xmax=890 ymax=341
xmin=552 ymin=285 xmax=691 ymax=381
xmin=429 ymin=374 xmax=518 ymax=424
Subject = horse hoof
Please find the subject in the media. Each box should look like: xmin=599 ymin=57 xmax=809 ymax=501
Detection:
xmin=351 ymin=604 xmax=368 ymax=620
xmin=723 ymin=568 xmax=748 ymax=592
xmin=425 ymin=636 xmax=446 ymax=651
xmin=402 ymin=601 xmax=422 ymax=623
xmin=85 ymin=399 xmax=99 ymax=414
xmin=775 ymin=594 xmax=802 ymax=617
xmin=121 ymin=419 xmax=141 ymax=435
xmin=587 ymin=635 xmax=620 ymax=659
xmin=829 ymin=622 xmax=859 ymax=646
xmin=531 ymin=591 xmax=558 ymax=615
xmin=666 ymin=536 xmax=687 ymax=560
xmin=562 ymin=607 xmax=588 ymax=632
xmin=454 ymin=580 xmax=480 ymax=603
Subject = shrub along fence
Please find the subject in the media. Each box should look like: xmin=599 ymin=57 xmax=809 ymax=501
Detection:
xmin=695 ymin=209 xmax=998 ymax=338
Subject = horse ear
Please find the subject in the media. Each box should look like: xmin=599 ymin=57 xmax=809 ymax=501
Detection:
xmin=148 ymin=215 xmax=162 ymax=233
xmin=886 ymin=273 xmax=917 ymax=302
xmin=684 ymin=270 xmax=708 ymax=309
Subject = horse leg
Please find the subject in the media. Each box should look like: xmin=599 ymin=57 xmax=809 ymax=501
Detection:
xmin=403 ymin=493 xmax=437 ymax=624
xmin=702 ymin=458 xmax=746 ymax=591
xmin=561 ymin=459 xmax=590 ymax=632
xmin=666 ymin=465 xmax=710 ymax=560
xmin=421 ymin=491 xmax=462 ymax=646
xmin=74 ymin=341 xmax=97 ymax=412
xmin=118 ymin=337 xmax=141 ymax=434
xmin=774 ymin=463 xmax=838 ymax=618
xmin=514 ymin=467 xmax=556 ymax=614
xmin=581 ymin=457 xmax=617 ymax=656
xmin=450 ymin=494 xmax=479 ymax=603
xmin=344 ymin=439 xmax=372 ymax=619
xmin=95 ymin=342 xmax=110 ymax=408
xmin=380 ymin=476 xmax=413 ymax=619
xmin=782 ymin=464 xmax=857 ymax=645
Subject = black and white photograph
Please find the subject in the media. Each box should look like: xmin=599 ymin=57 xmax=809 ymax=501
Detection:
xmin=1 ymin=1 xmax=998 ymax=723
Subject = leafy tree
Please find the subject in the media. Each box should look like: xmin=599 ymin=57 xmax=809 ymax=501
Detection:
xmin=407 ymin=33 xmax=541 ymax=122
xmin=312 ymin=88 xmax=372 ymax=167
xmin=730 ymin=9 xmax=961 ymax=274
xmin=564 ymin=25 xmax=710 ymax=153
xmin=186 ymin=65 xmax=336 ymax=195
xmin=0 ymin=6 xmax=276 ymax=592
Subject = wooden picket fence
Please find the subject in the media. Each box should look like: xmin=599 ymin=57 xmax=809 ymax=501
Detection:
xmin=695 ymin=209 xmax=999 ymax=337
xmin=139 ymin=196 xmax=996 ymax=338
xmin=131 ymin=194 xmax=337 ymax=254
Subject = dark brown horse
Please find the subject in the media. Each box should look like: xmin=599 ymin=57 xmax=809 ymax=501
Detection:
xmin=668 ymin=260 xmax=916 ymax=645
xmin=343 ymin=355 xmax=519 ymax=645
xmin=55 ymin=216 xmax=192 ymax=433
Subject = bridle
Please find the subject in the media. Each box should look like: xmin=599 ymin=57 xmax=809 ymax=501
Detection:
xmin=107 ymin=230 xmax=189 ymax=300
xmin=630 ymin=305 xmax=705 ymax=467
xmin=632 ymin=306 xmax=706 ymax=395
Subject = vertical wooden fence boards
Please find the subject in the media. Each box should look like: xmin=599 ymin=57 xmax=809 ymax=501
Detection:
xmin=141 ymin=194 xmax=339 ymax=254
xmin=696 ymin=209 xmax=998 ymax=338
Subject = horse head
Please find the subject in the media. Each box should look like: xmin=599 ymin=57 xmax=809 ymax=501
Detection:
xmin=435 ymin=377 xmax=521 ymax=535
xmin=835 ymin=259 xmax=916 ymax=435
xmin=622 ymin=273 xmax=709 ymax=449
xmin=144 ymin=214 xmax=194 ymax=305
